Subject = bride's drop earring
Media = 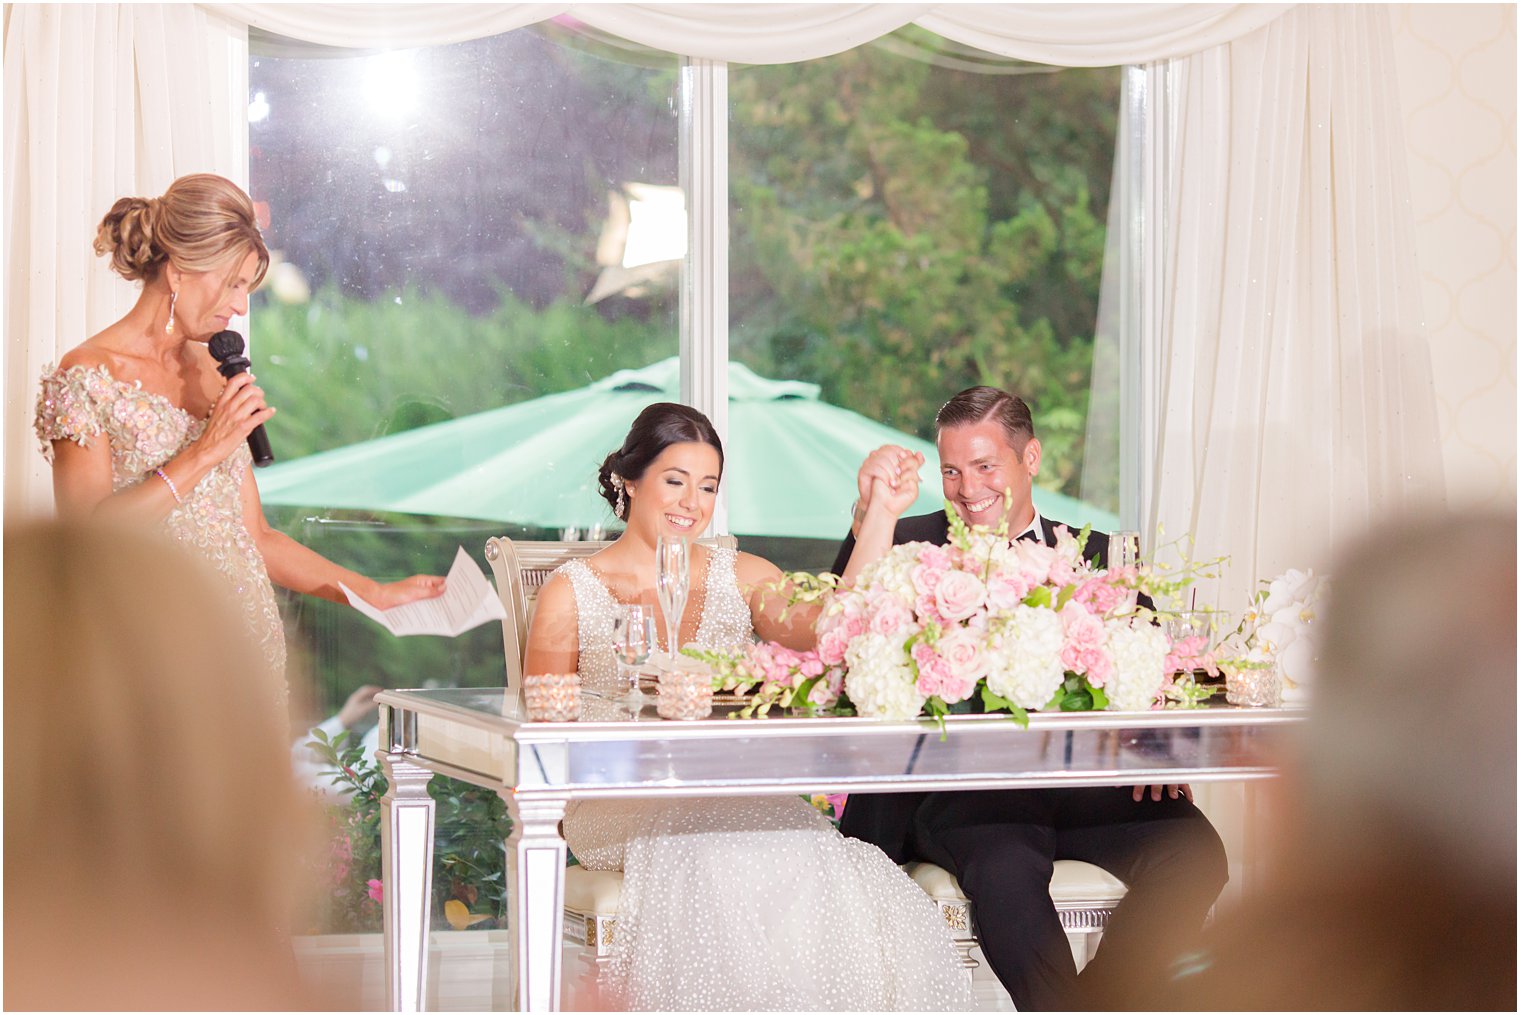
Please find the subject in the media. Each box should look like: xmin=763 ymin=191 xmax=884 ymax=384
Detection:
xmin=612 ymin=474 xmax=627 ymax=519
xmin=165 ymin=291 xmax=178 ymax=336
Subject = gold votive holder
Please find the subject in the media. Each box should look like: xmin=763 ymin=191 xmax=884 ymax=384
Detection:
xmin=656 ymin=663 xmax=713 ymax=721
xmin=523 ymin=672 xmax=581 ymax=722
xmin=1225 ymin=665 xmax=1282 ymax=708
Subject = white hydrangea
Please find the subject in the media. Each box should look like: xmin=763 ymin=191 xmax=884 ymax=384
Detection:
xmin=1105 ymin=621 xmax=1171 ymax=711
xmin=856 ymin=543 xmax=922 ymax=602
xmin=843 ymin=632 xmax=925 ymax=719
xmin=983 ymin=606 xmax=1067 ymax=709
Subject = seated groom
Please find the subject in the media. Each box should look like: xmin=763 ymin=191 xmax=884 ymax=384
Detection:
xmin=830 ymin=385 xmax=1228 ymax=1011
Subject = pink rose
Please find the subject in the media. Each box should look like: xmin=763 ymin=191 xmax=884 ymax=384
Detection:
xmin=367 ymin=879 xmax=384 ymax=904
xmin=915 ymin=593 xmax=945 ymax=625
xmin=936 ymin=629 xmax=988 ymax=701
xmin=911 ymin=562 xmax=947 ymax=596
xmin=817 ymin=628 xmax=850 ymax=666
xmin=868 ymin=594 xmax=914 ymax=638
xmin=985 ymin=571 xmax=1032 ymax=611
xmin=911 ymin=643 xmax=953 ymax=698
xmin=1013 ymin=541 xmax=1058 ymax=585
xmin=934 ymin=570 xmax=987 ymax=622
xmin=917 ymin=544 xmax=952 ymax=570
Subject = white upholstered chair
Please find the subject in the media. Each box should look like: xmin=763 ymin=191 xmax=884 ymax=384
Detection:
xmin=482 ymin=535 xmax=1130 ymax=992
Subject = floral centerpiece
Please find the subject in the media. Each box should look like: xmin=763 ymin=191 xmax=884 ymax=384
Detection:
xmin=1214 ymin=568 xmax=1327 ymax=701
xmin=691 ymin=501 xmax=1215 ymax=724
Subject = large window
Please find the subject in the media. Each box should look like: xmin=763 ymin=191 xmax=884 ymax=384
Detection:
xmin=248 ymin=26 xmax=681 ymax=715
xmin=249 ymin=20 xmax=1136 ymax=971
xmin=728 ymin=29 xmax=1122 ymax=568
xmin=249 ymin=24 xmax=1129 ymax=710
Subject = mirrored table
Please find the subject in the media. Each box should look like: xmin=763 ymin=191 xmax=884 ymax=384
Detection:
xmin=374 ymin=688 xmax=1302 ymax=1012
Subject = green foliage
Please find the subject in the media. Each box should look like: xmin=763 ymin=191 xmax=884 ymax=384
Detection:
xmin=305 ymin=727 xmax=512 ymax=934
xmin=254 ymin=288 xmax=675 ymax=462
xmin=729 ymin=42 xmax=1119 ymax=498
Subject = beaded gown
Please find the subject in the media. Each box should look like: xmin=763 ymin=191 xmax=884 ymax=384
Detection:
xmin=35 ymin=364 xmax=287 ymax=691
xmin=558 ymin=546 xmax=972 ymax=1011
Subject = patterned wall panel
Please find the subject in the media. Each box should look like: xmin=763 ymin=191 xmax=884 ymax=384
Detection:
xmin=1391 ymin=4 xmax=1517 ymax=511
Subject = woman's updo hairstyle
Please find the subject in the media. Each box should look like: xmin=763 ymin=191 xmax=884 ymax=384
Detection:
xmin=93 ymin=174 xmax=270 ymax=287
xmin=598 ymin=402 xmax=724 ymax=520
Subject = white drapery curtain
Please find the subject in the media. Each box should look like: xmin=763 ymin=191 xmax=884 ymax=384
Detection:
xmin=207 ymin=3 xmax=1291 ymax=65
xmin=1150 ymin=4 xmax=1445 ymax=607
xmin=8 ymin=1 xmax=1448 ymax=606
xmin=2 ymin=1 xmax=1292 ymax=518
xmin=3 ymin=4 xmax=247 ymax=518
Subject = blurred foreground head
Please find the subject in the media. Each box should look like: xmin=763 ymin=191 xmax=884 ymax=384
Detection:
xmin=4 ymin=520 xmax=316 ymax=1010
xmin=1163 ymin=511 xmax=1516 ymax=1010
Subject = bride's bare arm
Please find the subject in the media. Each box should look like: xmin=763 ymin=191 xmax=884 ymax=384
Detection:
xmin=523 ymin=573 xmax=580 ymax=676
xmin=737 ymin=552 xmax=820 ymax=651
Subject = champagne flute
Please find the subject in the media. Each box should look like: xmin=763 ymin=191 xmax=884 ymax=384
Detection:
xmin=654 ymin=535 xmax=690 ymax=660
xmin=611 ymin=603 xmax=656 ymax=702
xmin=1108 ymin=530 xmax=1141 ymax=570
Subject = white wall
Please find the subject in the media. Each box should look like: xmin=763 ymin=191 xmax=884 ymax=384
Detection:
xmin=1391 ymin=4 xmax=1517 ymax=513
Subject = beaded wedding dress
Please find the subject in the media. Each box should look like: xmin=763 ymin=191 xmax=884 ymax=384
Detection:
xmin=35 ymin=364 xmax=286 ymax=689
xmin=558 ymin=546 xmax=972 ymax=1011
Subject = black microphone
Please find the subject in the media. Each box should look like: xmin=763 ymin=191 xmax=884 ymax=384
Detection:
xmin=208 ymin=330 xmax=275 ymax=467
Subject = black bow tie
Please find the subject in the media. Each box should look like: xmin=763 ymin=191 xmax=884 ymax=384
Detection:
xmin=1015 ymin=529 xmax=1040 ymax=544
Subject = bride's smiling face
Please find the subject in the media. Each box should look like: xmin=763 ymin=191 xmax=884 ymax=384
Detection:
xmin=625 ymin=441 xmax=721 ymax=539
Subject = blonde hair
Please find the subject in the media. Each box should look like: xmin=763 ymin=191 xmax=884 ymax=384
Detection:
xmin=93 ymin=173 xmax=270 ymax=287
xmin=4 ymin=519 xmax=317 ymax=1007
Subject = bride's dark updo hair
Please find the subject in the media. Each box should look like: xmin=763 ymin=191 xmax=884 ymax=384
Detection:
xmin=598 ymin=402 xmax=724 ymax=520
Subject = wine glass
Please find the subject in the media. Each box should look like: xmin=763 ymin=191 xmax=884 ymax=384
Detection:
xmin=611 ymin=603 xmax=656 ymax=702
xmin=654 ymin=535 xmax=690 ymax=659
xmin=1107 ymin=530 xmax=1141 ymax=570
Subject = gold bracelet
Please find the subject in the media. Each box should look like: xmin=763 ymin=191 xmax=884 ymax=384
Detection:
xmin=153 ymin=467 xmax=182 ymax=505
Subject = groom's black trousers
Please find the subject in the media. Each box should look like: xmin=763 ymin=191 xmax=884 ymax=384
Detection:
xmin=906 ymin=786 xmax=1228 ymax=1011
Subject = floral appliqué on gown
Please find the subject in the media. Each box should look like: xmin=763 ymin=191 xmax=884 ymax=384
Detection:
xmin=35 ymin=364 xmax=287 ymax=694
xmin=557 ymin=546 xmax=973 ymax=1011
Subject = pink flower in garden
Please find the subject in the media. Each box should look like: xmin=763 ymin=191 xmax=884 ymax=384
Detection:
xmin=934 ymin=570 xmax=987 ymax=622
xmin=367 ymin=879 xmax=384 ymax=904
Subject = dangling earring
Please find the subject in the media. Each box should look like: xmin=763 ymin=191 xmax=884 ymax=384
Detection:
xmin=611 ymin=474 xmax=627 ymax=519
xmin=165 ymin=290 xmax=178 ymax=337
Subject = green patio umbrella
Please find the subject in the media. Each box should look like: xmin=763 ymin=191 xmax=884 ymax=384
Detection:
xmin=254 ymin=358 xmax=1119 ymax=539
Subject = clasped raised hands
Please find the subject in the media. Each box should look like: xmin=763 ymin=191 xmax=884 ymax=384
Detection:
xmin=856 ymin=444 xmax=926 ymax=521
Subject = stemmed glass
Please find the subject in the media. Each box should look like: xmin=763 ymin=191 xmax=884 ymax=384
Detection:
xmin=611 ymin=603 xmax=657 ymax=703
xmin=1107 ymin=530 xmax=1141 ymax=570
xmin=654 ymin=535 xmax=690 ymax=659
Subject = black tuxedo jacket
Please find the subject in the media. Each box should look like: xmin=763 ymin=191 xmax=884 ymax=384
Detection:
xmin=830 ymin=509 xmax=1109 ymax=862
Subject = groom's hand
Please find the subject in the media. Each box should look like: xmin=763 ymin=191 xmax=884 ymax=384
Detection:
xmin=1133 ymin=784 xmax=1193 ymax=802
xmin=854 ymin=446 xmax=926 ymax=532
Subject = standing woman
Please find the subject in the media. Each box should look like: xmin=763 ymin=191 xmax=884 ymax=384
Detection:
xmin=34 ymin=174 xmax=444 ymax=694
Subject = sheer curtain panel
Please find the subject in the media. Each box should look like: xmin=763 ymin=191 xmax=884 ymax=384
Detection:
xmin=3 ymin=3 xmax=246 ymax=517
xmin=1150 ymin=3 xmax=1445 ymax=607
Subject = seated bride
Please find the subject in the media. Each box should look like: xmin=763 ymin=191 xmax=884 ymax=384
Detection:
xmin=525 ymin=402 xmax=972 ymax=1012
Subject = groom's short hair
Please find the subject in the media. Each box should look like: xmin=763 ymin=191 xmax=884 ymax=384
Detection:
xmin=935 ymin=386 xmax=1035 ymax=451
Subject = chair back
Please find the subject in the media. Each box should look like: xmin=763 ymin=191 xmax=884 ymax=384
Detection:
xmin=483 ymin=534 xmax=737 ymax=694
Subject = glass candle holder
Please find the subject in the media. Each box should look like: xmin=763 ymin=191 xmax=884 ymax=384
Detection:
xmin=523 ymin=672 xmax=582 ymax=722
xmin=1224 ymin=664 xmax=1282 ymax=707
xmin=657 ymin=664 xmax=713 ymax=721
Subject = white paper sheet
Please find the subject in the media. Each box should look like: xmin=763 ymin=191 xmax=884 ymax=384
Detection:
xmin=341 ymin=546 xmax=507 ymax=637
